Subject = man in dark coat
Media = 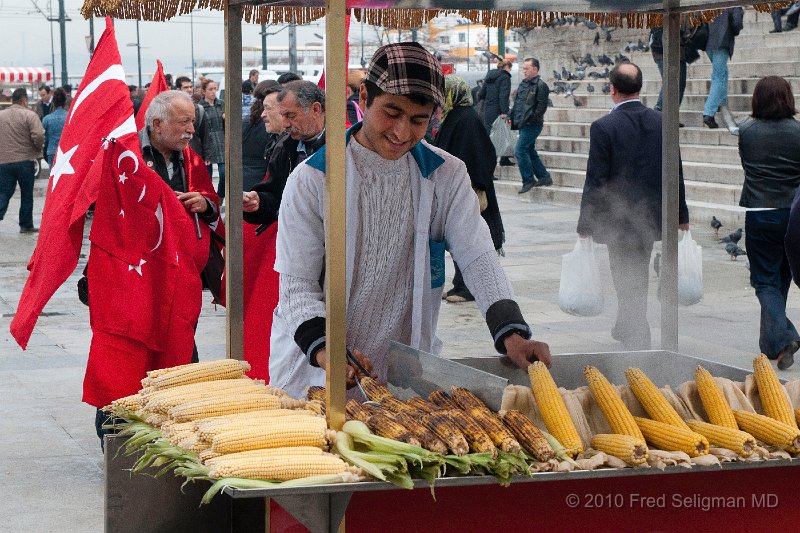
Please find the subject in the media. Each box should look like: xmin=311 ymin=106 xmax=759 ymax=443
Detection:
xmin=577 ymin=62 xmax=690 ymax=350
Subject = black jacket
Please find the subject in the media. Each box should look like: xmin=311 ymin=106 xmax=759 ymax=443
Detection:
xmin=479 ymin=68 xmax=511 ymax=131
xmin=435 ymin=106 xmax=504 ymax=250
xmin=738 ymin=117 xmax=800 ymax=209
xmin=577 ymin=101 xmax=689 ymax=244
xmin=511 ymin=76 xmax=549 ymax=129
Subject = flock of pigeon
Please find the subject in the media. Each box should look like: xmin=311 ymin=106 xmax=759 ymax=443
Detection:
xmin=712 ymin=216 xmax=747 ymax=261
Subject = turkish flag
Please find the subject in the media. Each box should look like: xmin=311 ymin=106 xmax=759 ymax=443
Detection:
xmin=135 ymin=59 xmax=169 ymax=131
xmin=11 ymin=17 xmax=137 ymax=349
xmin=83 ymin=139 xmax=209 ymax=407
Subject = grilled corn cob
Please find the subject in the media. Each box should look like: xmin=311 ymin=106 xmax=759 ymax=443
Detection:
xmin=424 ymin=412 xmax=470 ymax=456
xmin=346 ymin=399 xmax=371 ymax=422
xmin=694 ymin=366 xmax=738 ymax=428
xmin=753 ymin=354 xmax=798 ymax=429
xmin=634 ymin=417 xmax=709 ymax=457
xmin=365 ymin=413 xmax=421 ymax=447
xmin=146 ymin=359 xmax=251 ymax=390
xmin=360 ymin=377 xmax=394 ymax=402
xmin=625 ymin=367 xmax=690 ymax=430
xmin=211 ymin=416 xmax=330 ymax=454
xmin=428 ymin=390 xmax=461 ymax=411
xmin=733 ymin=410 xmax=800 ymax=453
xmin=442 ymin=409 xmax=497 ymax=456
xmin=530 ymin=362 xmax=584 ymax=456
xmin=393 ymin=411 xmax=449 ymax=454
xmin=168 ymin=392 xmax=282 ymax=422
xmin=450 ymin=387 xmax=490 ymax=412
xmin=306 ymin=386 xmax=326 ymax=402
xmin=584 ymin=366 xmax=645 ymax=439
xmin=208 ymin=451 xmax=353 ymax=481
xmin=379 ymin=396 xmax=416 ymax=415
xmin=590 ymin=434 xmax=648 ymax=465
xmin=405 ymin=396 xmax=438 ymax=414
xmin=501 ymin=410 xmax=554 ymax=461
xmin=685 ymin=419 xmax=756 ymax=457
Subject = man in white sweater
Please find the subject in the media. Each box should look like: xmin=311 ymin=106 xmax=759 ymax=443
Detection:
xmin=270 ymin=42 xmax=551 ymax=397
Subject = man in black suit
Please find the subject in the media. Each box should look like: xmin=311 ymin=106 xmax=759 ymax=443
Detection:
xmin=577 ymin=62 xmax=689 ymax=350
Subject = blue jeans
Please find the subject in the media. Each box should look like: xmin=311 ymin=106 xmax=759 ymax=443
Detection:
xmin=746 ymin=209 xmax=800 ymax=359
xmin=704 ymin=49 xmax=730 ymax=117
xmin=0 ymin=160 xmax=36 ymax=229
xmin=652 ymin=53 xmax=687 ymax=111
xmin=514 ymin=123 xmax=548 ymax=186
xmin=208 ymin=163 xmax=226 ymax=199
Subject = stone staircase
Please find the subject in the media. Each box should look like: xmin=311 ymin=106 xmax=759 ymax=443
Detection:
xmin=496 ymin=9 xmax=800 ymax=228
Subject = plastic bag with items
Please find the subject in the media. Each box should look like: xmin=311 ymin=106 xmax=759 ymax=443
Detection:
xmin=559 ymin=237 xmax=604 ymax=317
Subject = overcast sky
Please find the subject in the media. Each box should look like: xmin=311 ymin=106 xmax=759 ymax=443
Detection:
xmin=1 ymin=0 xmax=334 ymax=84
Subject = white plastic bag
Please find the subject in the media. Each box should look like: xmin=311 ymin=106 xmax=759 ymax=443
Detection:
xmin=489 ymin=116 xmax=517 ymax=157
xmin=559 ymin=238 xmax=604 ymax=317
xmin=678 ymin=230 xmax=703 ymax=306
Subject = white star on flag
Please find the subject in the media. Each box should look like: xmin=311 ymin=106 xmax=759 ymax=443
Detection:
xmin=119 ymin=172 xmax=128 ymax=184
xmin=128 ymin=259 xmax=146 ymax=276
xmin=50 ymin=145 xmax=79 ymax=191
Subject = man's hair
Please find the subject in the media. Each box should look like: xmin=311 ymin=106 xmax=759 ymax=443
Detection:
xmin=524 ymin=57 xmax=540 ymax=70
xmin=52 ymin=87 xmax=67 ymax=108
xmin=39 ymin=85 xmax=52 ymax=93
xmin=249 ymin=69 xmax=259 ymax=77
xmin=145 ymin=90 xmax=194 ymax=129
xmin=609 ymin=62 xmax=643 ymax=95
xmin=277 ymin=80 xmax=325 ymax=112
xmin=277 ymin=72 xmax=302 ymax=85
xmin=11 ymin=88 xmax=28 ymax=104
xmin=751 ymin=75 xmax=797 ymax=120
xmin=362 ymin=80 xmax=435 ymax=109
xmin=175 ymin=76 xmax=192 ymax=88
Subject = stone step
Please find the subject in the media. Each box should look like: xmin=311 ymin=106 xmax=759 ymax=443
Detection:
xmin=540 ymin=122 xmax=739 ymax=146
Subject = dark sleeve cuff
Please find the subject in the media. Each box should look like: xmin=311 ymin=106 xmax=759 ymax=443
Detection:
xmin=486 ymin=299 xmax=532 ymax=353
xmin=294 ymin=316 xmax=326 ymax=366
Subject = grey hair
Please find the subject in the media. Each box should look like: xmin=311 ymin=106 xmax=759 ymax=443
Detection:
xmin=145 ymin=90 xmax=194 ymax=129
xmin=277 ymin=80 xmax=326 ymax=112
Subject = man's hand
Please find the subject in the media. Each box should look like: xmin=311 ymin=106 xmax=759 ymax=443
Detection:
xmin=177 ymin=191 xmax=209 ymax=214
xmin=504 ymin=333 xmax=552 ymax=369
xmin=315 ymin=348 xmax=377 ymax=389
xmin=243 ymin=191 xmax=260 ymax=213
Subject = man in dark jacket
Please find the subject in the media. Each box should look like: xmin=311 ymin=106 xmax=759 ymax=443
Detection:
xmin=703 ymin=7 xmax=744 ymax=128
xmin=512 ymin=57 xmax=551 ymax=193
xmin=577 ymin=62 xmax=690 ymax=350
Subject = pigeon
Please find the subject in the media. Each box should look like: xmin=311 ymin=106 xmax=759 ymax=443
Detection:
xmin=586 ymin=83 xmax=595 ymax=93
xmin=726 ymin=242 xmax=747 ymax=261
xmin=602 ymin=82 xmax=611 ymax=94
xmin=710 ymin=216 xmax=723 ymax=236
xmin=719 ymin=227 xmax=743 ymax=245
xmin=654 ymin=252 xmax=661 ymax=277
xmin=593 ymin=31 xmax=601 ymax=46
xmin=553 ymin=70 xmax=562 ymax=81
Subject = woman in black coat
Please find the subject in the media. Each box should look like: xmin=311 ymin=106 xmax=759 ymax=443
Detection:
xmin=435 ymin=75 xmax=505 ymax=303
xmin=743 ymin=76 xmax=800 ymax=369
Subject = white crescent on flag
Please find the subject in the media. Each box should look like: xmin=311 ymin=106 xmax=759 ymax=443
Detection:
xmin=117 ymin=150 xmax=139 ymax=173
xmin=68 ymin=64 xmax=127 ymax=124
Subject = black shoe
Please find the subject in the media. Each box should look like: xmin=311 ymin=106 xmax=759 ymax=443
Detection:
xmin=20 ymin=227 xmax=39 ymax=234
xmin=777 ymin=341 xmax=800 ymax=370
xmin=703 ymin=115 xmax=719 ymax=129
xmin=518 ymin=183 xmax=534 ymax=194
xmin=533 ymin=177 xmax=553 ymax=187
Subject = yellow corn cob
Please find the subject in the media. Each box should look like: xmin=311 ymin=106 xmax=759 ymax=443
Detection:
xmin=753 ymin=354 xmax=798 ymax=429
xmin=590 ymin=434 xmax=649 ymax=465
xmin=144 ymin=379 xmax=265 ymax=414
xmin=211 ymin=416 xmax=330 ymax=454
xmin=346 ymin=399 xmax=372 ymax=422
xmin=450 ymin=387 xmax=490 ymax=412
xmin=197 ymin=414 xmax=321 ymax=442
xmin=583 ymin=366 xmax=644 ymax=440
xmin=204 ymin=446 xmax=327 ymax=466
xmin=359 ymin=377 xmax=394 ymax=402
xmin=733 ymin=410 xmax=800 ymax=453
xmin=625 ymin=367 xmax=690 ymax=431
xmin=306 ymin=386 xmax=326 ymax=402
xmin=148 ymin=360 xmax=251 ymax=390
xmin=110 ymin=393 xmax=143 ymax=413
xmin=464 ymin=407 xmax=521 ymax=453
xmin=501 ymin=410 xmax=554 ymax=461
xmin=529 ymin=362 xmax=584 ymax=456
xmin=694 ymin=366 xmax=738 ymax=428
xmin=423 ymin=412 xmax=470 ymax=456
xmin=442 ymin=409 xmax=497 ymax=456
xmin=366 ymin=414 xmax=421 ymax=446
xmin=405 ymin=397 xmax=438 ymax=414
xmin=685 ymin=419 xmax=756 ymax=457
xmin=168 ymin=392 xmax=282 ymax=422
xmin=208 ymin=451 xmax=352 ymax=481
xmin=634 ymin=417 xmax=709 ymax=457
xmin=428 ymin=390 xmax=461 ymax=411
xmin=393 ymin=412 xmax=449 ymax=454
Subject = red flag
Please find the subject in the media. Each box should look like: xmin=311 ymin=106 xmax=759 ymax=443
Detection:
xmin=83 ymin=138 xmax=209 ymax=407
xmin=135 ymin=59 xmax=168 ymax=131
xmin=11 ymin=17 xmax=138 ymax=349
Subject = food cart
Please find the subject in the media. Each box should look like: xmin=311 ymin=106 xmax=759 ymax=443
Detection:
xmin=79 ymin=0 xmax=798 ymax=530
